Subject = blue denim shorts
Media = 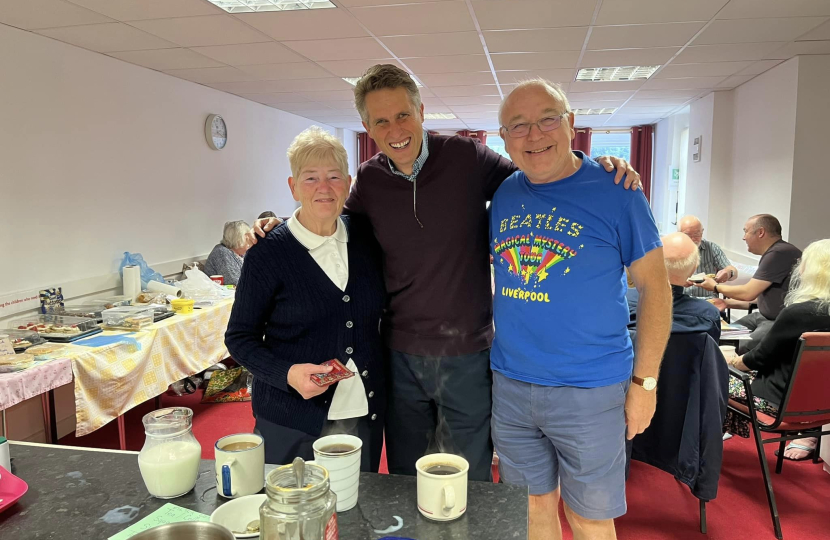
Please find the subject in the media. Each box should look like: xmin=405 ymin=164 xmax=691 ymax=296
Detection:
xmin=491 ymin=370 xmax=629 ymax=520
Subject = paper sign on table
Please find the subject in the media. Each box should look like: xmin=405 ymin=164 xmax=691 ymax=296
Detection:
xmin=107 ymin=503 xmax=210 ymax=540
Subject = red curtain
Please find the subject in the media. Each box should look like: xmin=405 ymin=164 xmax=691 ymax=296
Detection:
xmin=357 ymin=132 xmax=380 ymax=164
xmin=573 ymin=127 xmax=592 ymax=156
xmin=457 ymin=130 xmax=487 ymax=144
xmin=630 ymin=125 xmax=654 ymax=202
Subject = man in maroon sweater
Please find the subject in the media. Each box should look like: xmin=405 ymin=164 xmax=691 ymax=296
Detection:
xmin=252 ymin=64 xmax=640 ymax=481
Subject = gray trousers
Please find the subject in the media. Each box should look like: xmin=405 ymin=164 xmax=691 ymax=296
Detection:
xmin=736 ymin=311 xmax=775 ymax=354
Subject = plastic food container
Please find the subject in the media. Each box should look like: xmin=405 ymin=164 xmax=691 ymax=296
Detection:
xmin=0 ymin=353 xmax=34 ymax=373
xmin=102 ymin=307 xmax=155 ymax=330
xmin=171 ymin=299 xmax=195 ymax=314
xmin=9 ymin=314 xmax=100 ymax=339
xmin=26 ymin=343 xmax=68 ymax=360
xmin=54 ymin=305 xmax=103 ymax=320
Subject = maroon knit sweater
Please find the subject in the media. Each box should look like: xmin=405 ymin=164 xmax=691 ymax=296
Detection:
xmin=346 ymin=133 xmax=517 ymax=356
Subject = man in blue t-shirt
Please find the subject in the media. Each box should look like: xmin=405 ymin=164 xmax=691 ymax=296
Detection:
xmin=490 ymin=80 xmax=672 ymax=540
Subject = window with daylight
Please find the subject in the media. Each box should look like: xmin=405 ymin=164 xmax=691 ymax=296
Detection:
xmin=590 ymin=131 xmax=631 ymax=161
xmin=486 ymin=136 xmax=511 ymax=160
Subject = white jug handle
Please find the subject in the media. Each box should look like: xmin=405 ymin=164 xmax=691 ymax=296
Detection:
xmin=442 ymin=485 xmax=456 ymax=516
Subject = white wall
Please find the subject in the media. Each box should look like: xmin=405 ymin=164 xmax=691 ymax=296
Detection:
xmin=336 ymin=128 xmax=358 ymax=177
xmin=0 ymin=22 xmax=334 ymax=441
xmin=685 ymin=93 xmax=715 ymax=227
xmin=726 ymin=58 xmax=798 ymax=257
xmin=0 ymin=22 xmax=332 ymax=301
xmin=789 ymin=55 xmax=830 ymax=249
xmin=705 ymin=91 xmax=735 ymax=249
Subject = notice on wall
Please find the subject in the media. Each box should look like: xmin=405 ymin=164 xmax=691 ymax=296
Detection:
xmin=0 ymin=290 xmax=41 ymax=317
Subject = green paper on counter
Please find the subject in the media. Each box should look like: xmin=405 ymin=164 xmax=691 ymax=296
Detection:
xmin=108 ymin=503 xmax=210 ymax=540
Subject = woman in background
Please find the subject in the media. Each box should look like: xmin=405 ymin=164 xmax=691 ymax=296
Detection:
xmin=725 ymin=239 xmax=830 ymax=460
xmin=203 ymin=220 xmax=250 ymax=286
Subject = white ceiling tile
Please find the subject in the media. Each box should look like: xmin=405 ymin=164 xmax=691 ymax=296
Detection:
xmin=798 ymin=19 xmax=830 ymax=40
xmin=0 ymin=0 xmax=112 ymax=30
xmin=618 ymin=105 xmax=676 ymax=114
xmin=715 ymin=75 xmax=756 ymax=88
xmin=282 ymin=37 xmax=389 ymax=62
xmin=163 ymin=66 xmax=256 ymax=84
xmin=692 ymin=18 xmax=828 ymax=45
xmin=472 ymin=0 xmax=595 ymax=31
xmin=736 ymin=60 xmax=784 ymax=76
xmin=339 ymin=0 xmax=460 ymax=5
xmin=640 ymin=76 xmax=726 ymax=89
xmin=191 ymin=42 xmax=306 ymax=66
xmin=418 ymin=71 xmax=497 ymax=86
xmin=574 ymin=117 xmax=613 ymax=128
xmin=569 ymin=80 xmax=645 ymax=92
xmin=627 ymin=97 xmax=694 ymax=106
xmin=589 ymin=22 xmax=706 ymax=50
xmin=765 ymin=40 xmax=830 ymax=59
xmin=234 ymin=10 xmax=367 ymax=41
xmin=491 ymin=51 xmax=579 ymax=71
xmin=596 ymin=0 xmax=728 ymax=25
xmin=604 ymin=115 xmax=659 ymax=126
xmin=674 ymin=42 xmax=787 ymax=63
xmin=325 ymin=100 xmax=360 ymax=110
xmin=717 ymin=0 xmax=830 ymax=20
xmin=569 ymin=90 xmax=635 ymax=100
xmin=381 ymin=32 xmax=483 ymax=58
xmin=269 ymin=106 xmax=337 ymax=114
xmin=66 ymin=0 xmax=220 ymax=21
xmin=316 ymin=59 xmax=403 ymax=78
xmin=237 ymin=62 xmax=332 ymax=80
xmin=483 ymin=27 xmax=588 ymax=53
xmin=236 ymin=93 xmax=311 ymax=104
xmin=569 ymin=99 xmax=628 ymax=108
xmin=448 ymin=105 xmax=500 ymax=113
xmin=35 ymin=22 xmax=176 ymax=53
xmin=441 ymin=95 xmax=503 ymax=106
xmin=351 ymin=3 xmax=474 ymax=35
xmin=108 ymin=48 xmax=224 ymax=70
xmin=131 ymin=15 xmax=270 ymax=47
xmin=210 ymin=80 xmax=310 ymax=93
xmin=267 ymin=78 xmax=353 ymax=92
xmin=655 ymin=61 xmax=753 ymax=78
xmin=580 ymin=47 xmax=679 ymax=68
xmin=636 ymin=89 xmax=702 ymax=98
xmin=404 ymin=54 xmax=490 ymax=74
xmin=301 ymin=89 xmax=358 ymax=101
xmin=432 ymin=85 xmax=502 ymax=97
xmin=497 ymin=69 xmax=576 ymax=84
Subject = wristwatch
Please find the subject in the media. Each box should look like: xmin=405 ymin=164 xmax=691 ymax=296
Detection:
xmin=632 ymin=375 xmax=657 ymax=391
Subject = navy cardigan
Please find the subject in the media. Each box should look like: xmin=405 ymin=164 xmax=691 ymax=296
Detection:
xmin=225 ymin=215 xmax=386 ymax=435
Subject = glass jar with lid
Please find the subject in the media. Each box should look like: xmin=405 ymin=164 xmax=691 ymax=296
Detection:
xmin=261 ymin=461 xmax=338 ymax=540
xmin=137 ymin=407 xmax=202 ymax=498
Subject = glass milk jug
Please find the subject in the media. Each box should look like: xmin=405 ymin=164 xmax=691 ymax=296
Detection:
xmin=138 ymin=407 xmax=202 ymax=498
xmin=260 ymin=461 xmax=338 ymax=540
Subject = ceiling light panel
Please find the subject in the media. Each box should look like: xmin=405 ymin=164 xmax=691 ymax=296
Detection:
xmin=573 ymin=108 xmax=618 ymax=115
xmin=424 ymin=113 xmax=457 ymax=120
xmin=576 ymin=66 xmax=660 ymax=82
xmin=208 ymin=0 xmax=335 ymax=13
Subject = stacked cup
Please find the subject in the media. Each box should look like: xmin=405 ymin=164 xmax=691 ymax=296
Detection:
xmin=312 ymin=434 xmax=362 ymax=512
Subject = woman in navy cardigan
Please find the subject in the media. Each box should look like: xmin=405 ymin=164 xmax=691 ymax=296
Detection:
xmin=225 ymin=127 xmax=386 ymax=470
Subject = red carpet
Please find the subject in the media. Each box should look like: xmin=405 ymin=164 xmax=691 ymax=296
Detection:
xmin=60 ymin=398 xmax=830 ymax=539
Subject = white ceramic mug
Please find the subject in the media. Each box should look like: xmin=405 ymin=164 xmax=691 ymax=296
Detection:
xmin=214 ymin=433 xmax=265 ymax=498
xmin=415 ymin=453 xmax=469 ymax=521
xmin=312 ymin=434 xmax=362 ymax=512
xmin=719 ymin=345 xmax=737 ymax=361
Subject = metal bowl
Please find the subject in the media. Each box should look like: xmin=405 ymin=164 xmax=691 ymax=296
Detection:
xmin=129 ymin=521 xmax=235 ymax=540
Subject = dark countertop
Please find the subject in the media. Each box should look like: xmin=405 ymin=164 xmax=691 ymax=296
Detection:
xmin=1 ymin=443 xmax=527 ymax=539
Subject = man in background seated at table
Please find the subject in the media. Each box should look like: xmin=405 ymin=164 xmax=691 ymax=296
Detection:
xmin=679 ymin=215 xmax=738 ymax=299
xmin=697 ymin=214 xmax=801 ymax=353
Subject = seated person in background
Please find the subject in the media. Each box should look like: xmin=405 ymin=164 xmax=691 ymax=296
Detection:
xmin=679 ymin=215 xmax=738 ymax=299
xmin=724 ymin=239 xmax=830 ymax=460
xmin=258 ymin=210 xmax=277 ymax=219
xmin=203 ymin=220 xmax=251 ymax=286
xmin=698 ymin=214 xmax=801 ymax=353
xmin=630 ymin=233 xmax=721 ymax=342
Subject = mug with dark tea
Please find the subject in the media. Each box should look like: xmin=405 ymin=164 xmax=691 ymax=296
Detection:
xmin=214 ymin=433 xmax=265 ymax=498
xmin=312 ymin=434 xmax=363 ymax=512
xmin=415 ymin=453 xmax=469 ymax=521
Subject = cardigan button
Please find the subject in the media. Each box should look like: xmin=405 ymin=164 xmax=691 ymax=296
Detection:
xmin=346 ymin=321 xmax=353 ymax=328
xmin=346 ymin=347 xmax=353 ymax=354
xmin=361 ymin=370 xmax=369 ymax=378
xmin=371 ymin=414 xmax=377 ymax=421
xmin=342 ymin=295 xmax=350 ymax=302
xmin=368 ymin=391 xmax=374 ymax=398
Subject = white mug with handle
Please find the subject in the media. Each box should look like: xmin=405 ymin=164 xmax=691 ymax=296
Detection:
xmin=415 ymin=453 xmax=469 ymax=521
xmin=214 ymin=433 xmax=265 ymax=498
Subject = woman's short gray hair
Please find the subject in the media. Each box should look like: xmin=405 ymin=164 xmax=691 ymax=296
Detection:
xmin=221 ymin=220 xmax=250 ymax=250
xmin=354 ymin=64 xmax=422 ymax=124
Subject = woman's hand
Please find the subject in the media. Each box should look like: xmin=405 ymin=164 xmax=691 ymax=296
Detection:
xmin=288 ymin=363 xmax=333 ymax=400
xmin=729 ymin=355 xmax=749 ymax=371
xmin=245 ymin=217 xmax=282 ymax=247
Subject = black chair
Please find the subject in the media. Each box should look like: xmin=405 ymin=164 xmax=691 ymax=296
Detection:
xmin=630 ymin=332 xmax=729 ymax=534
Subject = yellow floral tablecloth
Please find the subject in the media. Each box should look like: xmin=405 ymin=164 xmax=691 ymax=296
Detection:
xmin=70 ymin=299 xmax=234 ymax=436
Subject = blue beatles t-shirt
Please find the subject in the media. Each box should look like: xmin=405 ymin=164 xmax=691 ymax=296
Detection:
xmin=489 ymin=152 xmax=661 ymax=388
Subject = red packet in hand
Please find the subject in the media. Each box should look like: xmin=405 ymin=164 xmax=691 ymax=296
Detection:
xmin=310 ymin=359 xmax=355 ymax=387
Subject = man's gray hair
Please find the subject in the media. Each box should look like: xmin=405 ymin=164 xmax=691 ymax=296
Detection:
xmin=665 ymin=246 xmax=701 ymax=281
xmin=499 ymin=78 xmax=572 ymax=127
xmin=221 ymin=220 xmax=251 ymax=250
xmin=354 ymin=64 xmax=422 ymax=124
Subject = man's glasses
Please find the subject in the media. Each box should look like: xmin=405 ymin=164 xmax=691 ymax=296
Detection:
xmin=501 ymin=114 xmax=567 ymax=138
